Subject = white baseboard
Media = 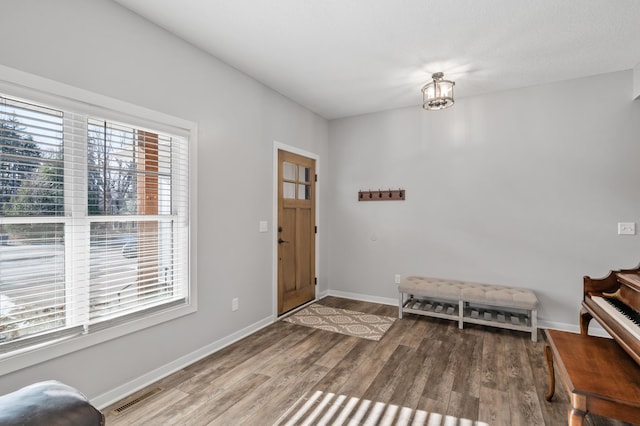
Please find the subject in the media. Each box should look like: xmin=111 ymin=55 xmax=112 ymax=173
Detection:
xmin=537 ymin=319 xmax=610 ymax=337
xmin=317 ymin=289 xmax=330 ymax=299
xmin=325 ymin=289 xmax=397 ymax=306
xmin=91 ymin=315 xmax=273 ymax=409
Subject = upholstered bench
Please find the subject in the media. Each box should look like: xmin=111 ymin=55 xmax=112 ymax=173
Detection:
xmin=398 ymin=276 xmax=539 ymax=342
xmin=0 ymin=380 xmax=104 ymax=426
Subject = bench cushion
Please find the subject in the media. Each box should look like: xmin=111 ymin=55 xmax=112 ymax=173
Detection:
xmin=399 ymin=276 xmax=538 ymax=310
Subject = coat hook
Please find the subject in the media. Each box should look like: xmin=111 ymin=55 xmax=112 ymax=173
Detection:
xmin=358 ymin=188 xmax=405 ymax=201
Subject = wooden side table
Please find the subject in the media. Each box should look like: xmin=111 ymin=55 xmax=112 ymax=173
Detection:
xmin=545 ymin=329 xmax=640 ymax=425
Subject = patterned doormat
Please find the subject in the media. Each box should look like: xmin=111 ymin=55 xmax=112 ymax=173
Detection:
xmin=282 ymin=304 xmax=396 ymax=341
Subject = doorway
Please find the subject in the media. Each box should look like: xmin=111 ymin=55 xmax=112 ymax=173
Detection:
xmin=276 ymin=148 xmax=316 ymax=315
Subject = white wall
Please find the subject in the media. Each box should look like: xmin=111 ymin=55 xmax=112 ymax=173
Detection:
xmin=0 ymin=0 xmax=328 ymax=403
xmin=327 ymin=70 xmax=640 ymax=330
xmin=634 ymin=62 xmax=640 ymax=100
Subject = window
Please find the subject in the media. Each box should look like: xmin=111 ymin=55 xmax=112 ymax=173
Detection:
xmin=282 ymin=161 xmax=311 ymax=200
xmin=0 ymin=90 xmax=191 ymax=362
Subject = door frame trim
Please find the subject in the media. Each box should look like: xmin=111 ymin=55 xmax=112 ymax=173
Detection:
xmin=272 ymin=141 xmax=320 ymax=319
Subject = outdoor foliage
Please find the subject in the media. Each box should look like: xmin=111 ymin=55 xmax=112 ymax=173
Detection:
xmin=0 ymin=116 xmax=47 ymax=215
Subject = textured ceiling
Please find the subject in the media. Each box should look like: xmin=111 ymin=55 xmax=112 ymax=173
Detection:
xmin=113 ymin=0 xmax=640 ymax=119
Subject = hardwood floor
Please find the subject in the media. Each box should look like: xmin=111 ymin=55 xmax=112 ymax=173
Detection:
xmin=104 ymin=297 xmax=634 ymax=425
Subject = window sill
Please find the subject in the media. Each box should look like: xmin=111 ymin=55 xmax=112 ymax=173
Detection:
xmin=0 ymin=300 xmax=196 ymax=376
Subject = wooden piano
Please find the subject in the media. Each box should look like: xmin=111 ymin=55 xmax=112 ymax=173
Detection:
xmin=581 ymin=264 xmax=640 ymax=366
xmin=543 ymin=264 xmax=640 ymax=425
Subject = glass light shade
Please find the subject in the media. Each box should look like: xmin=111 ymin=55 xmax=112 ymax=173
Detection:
xmin=422 ymin=72 xmax=455 ymax=110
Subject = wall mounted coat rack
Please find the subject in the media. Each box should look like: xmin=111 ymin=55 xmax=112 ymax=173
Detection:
xmin=358 ymin=189 xmax=405 ymax=201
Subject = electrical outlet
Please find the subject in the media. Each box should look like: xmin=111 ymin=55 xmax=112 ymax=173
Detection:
xmin=394 ymin=274 xmax=401 ymax=284
xmin=232 ymin=298 xmax=238 ymax=311
xmin=618 ymin=222 xmax=636 ymax=235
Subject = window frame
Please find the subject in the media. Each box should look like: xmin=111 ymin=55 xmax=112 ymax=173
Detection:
xmin=0 ymin=65 xmax=197 ymax=376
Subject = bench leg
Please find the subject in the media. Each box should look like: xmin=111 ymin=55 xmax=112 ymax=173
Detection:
xmin=531 ymin=309 xmax=538 ymax=342
xmin=545 ymin=344 xmax=555 ymax=401
xmin=458 ymin=300 xmax=464 ymax=329
xmin=398 ymin=292 xmax=403 ymax=319
xmin=568 ymin=394 xmax=587 ymax=426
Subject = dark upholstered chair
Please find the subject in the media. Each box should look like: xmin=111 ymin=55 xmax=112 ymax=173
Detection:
xmin=0 ymin=380 xmax=104 ymax=426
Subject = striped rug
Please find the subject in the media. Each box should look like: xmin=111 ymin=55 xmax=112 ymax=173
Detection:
xmin=282 ymin=304 xmax=395 ymax=341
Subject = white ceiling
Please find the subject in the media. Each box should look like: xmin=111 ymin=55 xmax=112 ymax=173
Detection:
xmin=113 ymin=0 xmax=640 ymax=120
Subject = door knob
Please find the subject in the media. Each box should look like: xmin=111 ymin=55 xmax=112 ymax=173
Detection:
xmin=278 ymin=238 xmax=289 ymax=244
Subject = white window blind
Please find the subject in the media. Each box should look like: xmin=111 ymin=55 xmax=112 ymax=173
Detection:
xmin=0 ymin=93 xmax=190 ymax=355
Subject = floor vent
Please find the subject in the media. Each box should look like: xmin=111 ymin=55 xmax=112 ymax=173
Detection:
xmin=111 ymin=387 xmax=164 ymax=415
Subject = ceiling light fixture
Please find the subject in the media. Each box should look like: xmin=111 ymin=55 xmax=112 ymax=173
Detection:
xmin=422 ymin=72 xmax=455 ymax=110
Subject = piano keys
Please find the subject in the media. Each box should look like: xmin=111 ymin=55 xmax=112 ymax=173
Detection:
xmin=591 ymin=296 xmax=640 ymax=343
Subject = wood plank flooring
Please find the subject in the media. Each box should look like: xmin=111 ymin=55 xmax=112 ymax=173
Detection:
xmin=104 ymin=297 xmax=634 ymax=425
